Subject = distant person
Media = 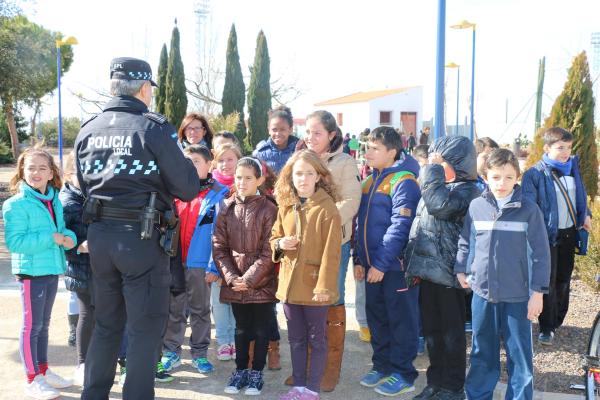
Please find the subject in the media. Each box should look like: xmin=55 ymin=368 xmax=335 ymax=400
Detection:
xmin=4 ymin=147 xmax=76 ymax=399
xmin=349 ymin=135 xmax=359 ymax=159
xmin=408 ymin=132 xmax=417 ymax=154
xmin=456 ymin=149 xmax=550 ymax=399
xmin=475 ymin=137 xmax=499 ymax=155
xmin=177 ymin=113 xmax=214 ymax=149
xmin=475 ymin=137 xmax=499 ymax=192
xmin=419 ymin=127 xmax=430 ymax=145
xmin=253 ymin=106 xmax=299 ymax=174
xmin=521 ymin=127 xmax=591 ymax=345
xmin=213 ymin=131 xmax=240 ymax=152
xmin=343 ymin=133 xmax=351 ymax=154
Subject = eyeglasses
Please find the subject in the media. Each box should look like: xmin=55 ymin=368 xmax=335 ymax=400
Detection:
xmin=185 ymin=125 xmax=205 ymax=132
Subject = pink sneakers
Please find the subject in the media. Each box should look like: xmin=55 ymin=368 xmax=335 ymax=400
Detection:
xmin=217 ymin=344 xmax=232 ymax=361
xmin=279 ymin=388 xmax=320 ymax=400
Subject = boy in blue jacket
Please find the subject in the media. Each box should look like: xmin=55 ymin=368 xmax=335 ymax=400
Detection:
xmin=455 ymin=149 xmax=550 ymax=400
xmin=354 ymin=127 xmax=421 ymax=396
xmin=521 ymin=127 xmax=592 ymax=345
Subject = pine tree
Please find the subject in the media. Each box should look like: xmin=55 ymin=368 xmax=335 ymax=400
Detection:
xmin=527 ymin=51 xmax=597 ymax=198
xmin=246 ymin=30 xmax=271 ymax=151
xmin=221 ymin=24 xmax=247 ymax=148
xmin=155 ymin=43 xmax=168 ymax=114
xmin=165 ymin=22 xmax=187 ymax=129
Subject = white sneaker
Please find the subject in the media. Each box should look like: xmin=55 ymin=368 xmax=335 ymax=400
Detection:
xmin=73 ymin=363 xmax=85 ymax=386
xmin=24 ymin=375 xmax=60 ymax=400
xmin=44 ymin=369 xmax=73 ymax=389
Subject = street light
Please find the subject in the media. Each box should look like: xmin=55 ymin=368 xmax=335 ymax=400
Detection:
xmin=445 ymin=62 xmax=460 ymax=135
xmin=451 ymin=20 xmax=476 ymax=142
xmin=56 ymin=36 xmax=78 ymax=171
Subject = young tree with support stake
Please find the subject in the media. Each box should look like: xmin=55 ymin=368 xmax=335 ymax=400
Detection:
xmin=246 ymin=30 xmax=271 ymax=151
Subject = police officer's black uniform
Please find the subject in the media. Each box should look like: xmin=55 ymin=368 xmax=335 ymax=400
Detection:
xmin=76 ymin=58 xmax=200 ymax=400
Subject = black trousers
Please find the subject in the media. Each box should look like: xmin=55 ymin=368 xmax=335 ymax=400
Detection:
xmin=231 ymin=302 xmax=273 ymax=371
xmin=82 ymin=222 xmax=170 ymax=400
xmin=539 ymin=226 xmax=576 ymax=334
xmin=420 ymin=280 xmax=466 ymax=392
xmin=76 ymin=291 xmax=95 ymax=365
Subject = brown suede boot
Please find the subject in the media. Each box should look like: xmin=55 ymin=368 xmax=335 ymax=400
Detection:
xmin=268 ymin=340 xmax=281 ymax=370
xmin=320 ymin=305 xmax=346 ymax=392
xmin=247 ymin=340 xmax=255 ymax=369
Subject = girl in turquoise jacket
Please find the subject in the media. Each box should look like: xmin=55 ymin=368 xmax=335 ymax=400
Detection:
xmin=3 ymin=147 xmax=77 ymax=399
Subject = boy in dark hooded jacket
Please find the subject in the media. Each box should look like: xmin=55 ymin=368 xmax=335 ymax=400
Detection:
xmin=405 ymin=136 xmax=481 ymax=400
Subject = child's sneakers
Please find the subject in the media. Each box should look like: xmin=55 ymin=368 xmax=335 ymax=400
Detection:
xmin=359 ymin=326 xmax=371 ymax=343
xmin=118 ymin=365 xmax=126 ymax=387
xmin=374 ymin=373 xmax=415 ymax=397
xmin=538 ymin=331 xmax=554 ymax=346
xmin=217 ymin=344 xmax=233 ymax=361
xmin=160 ymin=351 xmax=181 ymax=372
xmin=44 ymin=369 xmax=73 ymax=389
xmin=24 ymin=375 xmax=60 ymax=400
xmin=245 ymin=369 xmax=264 ymax=396
xmin=73 ymin=363 xmax=85 ymax=386
xmin=155 ymin=361 xmax=174 ymax=383
xmin=359 ymin=370 xmax=388 ymax=387
xmin=192 ymin=357 xmax=214 ymax=374
xmin=224 ymin=369 xmax=249 ymax=394
xmin=279 ymin=387 xmax=304 ymax=400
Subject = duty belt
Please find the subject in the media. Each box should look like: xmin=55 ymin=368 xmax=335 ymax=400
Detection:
xmin=99 ymin=206 xmax=163 ymax=224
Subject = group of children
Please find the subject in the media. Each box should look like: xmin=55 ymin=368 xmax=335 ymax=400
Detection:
xmin=3 ymin=112 xmax=591 ymax=400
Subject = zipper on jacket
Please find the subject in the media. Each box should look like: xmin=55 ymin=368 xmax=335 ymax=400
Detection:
xmin=362 ymin=170 xmax=380 ymax=267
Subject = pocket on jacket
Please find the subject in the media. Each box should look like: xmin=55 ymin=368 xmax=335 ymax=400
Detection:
xmin=144 ymin=269 xmax=171 ymax=317
xmin=302 ymin=264 xmax=320 ymax=287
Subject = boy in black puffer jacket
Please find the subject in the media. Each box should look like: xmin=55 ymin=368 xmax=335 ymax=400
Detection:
xmin=59 ymin=152 xmax=93 ymax=386
xmin=405 ymin=136 xmax=481 ymax=400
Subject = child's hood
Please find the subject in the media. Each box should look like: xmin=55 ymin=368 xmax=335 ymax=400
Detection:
xmin=429 ymin=136 xmax=477 ymax=182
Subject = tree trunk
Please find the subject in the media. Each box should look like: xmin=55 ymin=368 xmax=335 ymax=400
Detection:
xmin=2 ymin=97 xmax=20 ymax=159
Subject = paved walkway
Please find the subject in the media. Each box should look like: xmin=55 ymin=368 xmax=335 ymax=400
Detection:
xmin=0 ymin=164 xmax=585 ymax=399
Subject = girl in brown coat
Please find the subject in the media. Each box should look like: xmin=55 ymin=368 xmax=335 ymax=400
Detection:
xmin=213 ymin=157 xmax=278 ymax=396
xmin=272 ymin=150 xmax=342 ymax=400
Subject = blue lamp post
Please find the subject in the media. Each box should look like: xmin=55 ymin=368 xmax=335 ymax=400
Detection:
xmin=55 ymin=36 xmax=78 ymax=171
xmin=451 ymin=20 xmax=476 ymax=141
xmin=434 ymin=0 xmax=446 ymax=140
xmin=446 ymin=62 xmax=460 ymax=135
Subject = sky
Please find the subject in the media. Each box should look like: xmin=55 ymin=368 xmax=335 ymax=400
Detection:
xmin=21 ymin=0 xmax=600 ymax=144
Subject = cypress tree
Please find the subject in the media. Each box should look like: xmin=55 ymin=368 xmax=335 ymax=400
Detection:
xmin=527 ymin=51 xmax=597 ymax=198
xmin=246 ymin=30 xmax=271 ymax=151
xmin=165 ymin=22 xmax=187 ymax=129
xmin=155 ymin=43 xmax=168 ymax=114
xmin=221 ymin=24 xmax=247 ymax=148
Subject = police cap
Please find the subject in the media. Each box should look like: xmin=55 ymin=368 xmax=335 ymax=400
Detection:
xmin=110 ymin=57 xmax=158 ymax=87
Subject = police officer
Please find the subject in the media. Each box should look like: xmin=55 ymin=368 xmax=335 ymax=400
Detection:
xmin=76 ymin=57 xmax=201 ymax=400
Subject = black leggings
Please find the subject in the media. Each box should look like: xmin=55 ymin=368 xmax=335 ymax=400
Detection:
xmin=231 ymin=303 xmax=273 ymax=371
xmin=76 ymin=291 xmax=95 ymax=365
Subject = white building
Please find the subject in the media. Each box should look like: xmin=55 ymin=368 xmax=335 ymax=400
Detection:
xmin=314 ymin=86 xmax=423 ymax=136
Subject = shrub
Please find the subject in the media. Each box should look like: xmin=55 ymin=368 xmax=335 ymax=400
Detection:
xmin=574 ymin=199 xmax=600 ymax=292
xmin=0 ymin=141 xmax=14 ymax=164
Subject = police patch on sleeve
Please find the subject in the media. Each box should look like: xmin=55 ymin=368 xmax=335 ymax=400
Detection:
xmin=399 ymin=208 xmax=412 ymax=217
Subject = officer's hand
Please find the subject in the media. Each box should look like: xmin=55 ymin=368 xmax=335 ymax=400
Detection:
xmin=205 ymin=272 xmax=220 ymax=283
xmin=78 ymin=240 xmax=89 ymax=254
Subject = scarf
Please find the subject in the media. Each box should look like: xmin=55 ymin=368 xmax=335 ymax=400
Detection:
xmin=543 ymin=153 xmax=572 ymax=176
xmin=212 ymin=169 xmax=234 ymax=188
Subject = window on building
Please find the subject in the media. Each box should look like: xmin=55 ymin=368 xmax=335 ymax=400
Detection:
xmin=337 ymin=113 xmax=343 ymax=126
xmin=379 ymin=111 xmax=392 ymax=125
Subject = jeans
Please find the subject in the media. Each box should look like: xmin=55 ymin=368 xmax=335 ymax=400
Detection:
xmin=231 ymin=303 xmax=273 ymax=371
xmin=211 ymin=281 xmax=235 ymax=346
xmin=355 ymin=275 xmax=368 ymax=328
xmin=466 ymin=294 xmax=533 ymax=400
xmin=334 ymin=242 xmax=351 ymax=306
xmin=19 ymin=275 xmax=58 ymax=376
xmin=283 ymin=303 xmax=329 ymax=393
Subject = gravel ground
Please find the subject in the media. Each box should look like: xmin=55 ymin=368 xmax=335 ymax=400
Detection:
xmin=482 ymin=279 xmax=600 ymax=394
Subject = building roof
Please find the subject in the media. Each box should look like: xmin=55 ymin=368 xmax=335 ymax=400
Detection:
xmin=314 ymin=87 xmax=417 ymax=106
